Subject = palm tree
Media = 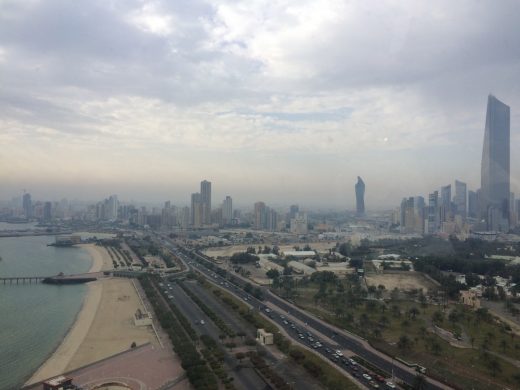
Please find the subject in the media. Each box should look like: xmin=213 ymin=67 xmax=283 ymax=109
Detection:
xmin=412 ymin=374 xmax=427 ymax=390
xmin=408 ymin=307 xmax=419 ymax=320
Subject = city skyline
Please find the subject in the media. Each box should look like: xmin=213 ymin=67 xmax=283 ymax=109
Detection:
xmin=1 ymin=1 xmax=520 ymax=208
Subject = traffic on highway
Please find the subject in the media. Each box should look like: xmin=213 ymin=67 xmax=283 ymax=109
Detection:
xmin=158 ymin=235 xmax=450 ymax=390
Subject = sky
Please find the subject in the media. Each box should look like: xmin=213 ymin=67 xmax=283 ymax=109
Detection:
xmin=1 ymin=0 xmax=520 ymax=210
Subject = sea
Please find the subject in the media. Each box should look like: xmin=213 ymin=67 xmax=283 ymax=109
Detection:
xmin=0 ymin=224 xmax=109 ymax=389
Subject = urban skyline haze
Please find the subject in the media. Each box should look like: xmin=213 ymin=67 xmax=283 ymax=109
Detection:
xmin=1 ymin=1 xmax=519 ymax=208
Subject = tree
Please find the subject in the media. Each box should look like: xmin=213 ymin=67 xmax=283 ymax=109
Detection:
xmin=412 ymin=374 xmax=427 ymax=390
xmin=432 ymin=310 xmax=444 ymax=324
xmin=398 ymin=335 xmax=412 ymax=351
xmin=488 ymin=358 xmax=502 ymax=377
xmin=408 ymin=307 xmax=419 ymax=320
xmin=266 ymin=269 xmax=279 ymax=279
xmin=235 ymin=352 xmax=246 ymax=362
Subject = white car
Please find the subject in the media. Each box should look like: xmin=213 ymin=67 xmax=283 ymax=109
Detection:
xmin=362 ymin=374 xmax=372 ymax=381
xmin=385 ymin=382 xmax=396 ymax=389
xmin=335 ymin=350 xmax=343 ymax=357
xmin=200 ymin=320 xmax=205 ymax=325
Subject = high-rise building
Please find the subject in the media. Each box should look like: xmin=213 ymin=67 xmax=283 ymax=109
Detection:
xmin=191 ymin=193 xmax=203 ymax=227
xmin=43 ymin=201 xmax=52 ymax=221
xmin=355 ymin=176 xmax=365 ymax=216
xmin=481 ymin=95 xmax=510 ymax=232
xmin=290 ymin=212 xmax=308 ymax=234
xmin=22 ymin=193 xmax=32 ymax=218
xmin=427 ymin=191 xmax=439 ymax=234
xmin=516 ymin=199 xmax=520 ymax=227
xmin=254 ymin=202 xmax=266 ymax=230
xmin=453 ymin=180 xmax=467 ymax=219
xmin=200 ymin=180 xmax=211 ymax=224
xmin=289 ymin=205 xmax=299 ymax=219
xmin=440 ymin=184 xmax=451 ymax=222
xmin=468 ymin=190 xmax=478 ymax=219
xmin=223 ymin=196 xmax=233 ymax=224
xmin=107 ymin=195 xmax=118 ymax=220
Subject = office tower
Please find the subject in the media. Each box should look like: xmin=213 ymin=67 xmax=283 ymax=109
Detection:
xmin=43 ymin=202 xmax=52 ymax=221
xmin=266 ymin=207 xmax=278 ymax=232
xmin=180 ymin=206 xmax=190 ymax=229
xmin=510 ymin=192 xmax=516 ymax=227
xmin=428 ymin=191 xmax=439 ymax=233
xmin=290 ymin=212 xmax=308 ymax=234
xmin=468 ymin=190 xmax=478 ymax=219
xmin=453 ymin=180 xmax=467 ymax=219
xmin=289 ymin=205 xmax=299 ymax=219
xmin=481 ymin=95 xmax=510 ymax=231
xmin=516 ymin=199 xmax=520 ymax=227
xmin=440 ymin=185 xmax=451 ymax=222
xmin=223 ymin=196 xmax=233 ymax=224
xmin=254 ymin=202 xmax=266 ymax=229
xmin=355 ymin=176 xmax=365 ymax=216
xmin=22 ymin=193 xmax=32 ymax=218
xmin=191 ymin=193 xmax=203 ymax=227
xmin=107 ymin=195 xmax=118 ymax=220
xmin=200 ymin=180 xmax=211 ymax=224
xmin=414 ymin=196 xmax=425 ymax=234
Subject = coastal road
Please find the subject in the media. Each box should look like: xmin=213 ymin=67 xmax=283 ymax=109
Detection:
xmin=164 ymin=241 xmax=452 ymax=390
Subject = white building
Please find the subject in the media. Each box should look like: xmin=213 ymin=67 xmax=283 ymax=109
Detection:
xmin=290 ymin=212 xmax=308 ymax=234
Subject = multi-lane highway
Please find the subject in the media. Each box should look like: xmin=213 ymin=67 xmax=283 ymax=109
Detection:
xmin=158 ymin=236 xmax=452 ymax=390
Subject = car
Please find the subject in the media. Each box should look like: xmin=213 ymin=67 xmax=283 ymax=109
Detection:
xmin=349 ymin=358 xmax=357 ymax=365
xmin=335 ymin=350 xmax=343 ymax=357
xmin=280 ymin=315 xmax=285 ymax=319
xmin=290 ymin=324 xmax=296 ymax=329
xmin=324 ymin=348 xmax=331 ymax=353
xmin=283 ymin=320 xmax=289 ymax=325
xmin=298 ymin=334 xmax=305 ymax=339
xmin=369 ymin=380 xmax=380 ymax=388
xmin=353 ymin=372 xmax=360 ymax=378
xmin=385 ymin=382 xmax=396 ymax=389
xmin=362 ymin=373 xmax=372 ymax=381
xmin=265 ymin=308 xmax=271 ymax=313
xmin=200 ymin=320 xmax=205 ymax=325
xmin=375 ymin=375 xmax=385 ymax=383
xmin=308 ymin=337 xmax=314 ymax=342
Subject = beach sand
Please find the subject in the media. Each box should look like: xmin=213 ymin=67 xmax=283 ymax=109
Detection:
xmin=25 ymin=244 xmax=153 ymax=385
xmin=65 ymin=278 xmax=155 ymax=371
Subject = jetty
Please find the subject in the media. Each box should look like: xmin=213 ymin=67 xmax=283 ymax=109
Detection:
xmin=0 ymin=272 xmax=104 ymax=285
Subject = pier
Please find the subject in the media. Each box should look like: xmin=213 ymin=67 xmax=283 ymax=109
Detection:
xmin=0 ymin=272 xmax=104 ymax=285
xmin=0 ymin=276 xmax=49 ymax=284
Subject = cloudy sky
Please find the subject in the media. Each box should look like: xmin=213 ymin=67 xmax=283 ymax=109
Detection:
xmin=1 ymin=0 xmax=519 ymax=209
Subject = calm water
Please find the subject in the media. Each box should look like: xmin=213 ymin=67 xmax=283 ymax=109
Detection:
xmin=0 ymin=235 xmax=93 ymax=389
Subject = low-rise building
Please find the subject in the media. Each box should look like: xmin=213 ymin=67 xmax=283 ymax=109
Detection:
xmin=460 ymin=290 xmax=481 ymax=308
xmin=288 ymin=260 xmax=316 ymax=275
xmin=134 ymin=308 xmax=152 ymax=326
xmin=257 ymin=328 xmax=273 ymax=345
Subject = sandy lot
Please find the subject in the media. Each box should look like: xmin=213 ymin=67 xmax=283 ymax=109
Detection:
xmin=365 ymin=272 xmax=438 ymax=292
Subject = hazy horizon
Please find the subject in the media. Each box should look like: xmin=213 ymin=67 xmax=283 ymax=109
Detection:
xmin=1 ymin=1 xmax=519 ymax=209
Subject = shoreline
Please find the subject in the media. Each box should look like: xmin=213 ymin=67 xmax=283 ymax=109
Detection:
xmin=24 ymin=244 xmax=111 ymax=385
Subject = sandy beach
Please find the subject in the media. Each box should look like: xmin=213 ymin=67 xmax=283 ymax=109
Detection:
xmin=25 ymin=244 xmax=153 ymax=385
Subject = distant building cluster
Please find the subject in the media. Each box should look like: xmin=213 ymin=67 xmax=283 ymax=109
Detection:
xmin=394 ymin=95 xmax=518 ymax=235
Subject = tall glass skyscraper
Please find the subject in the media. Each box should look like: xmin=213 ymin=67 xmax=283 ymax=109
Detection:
xmin=355 ymin=176 xmax=365 ymax=216
xmin=480 ymin=95 xmax=510 ymax=232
